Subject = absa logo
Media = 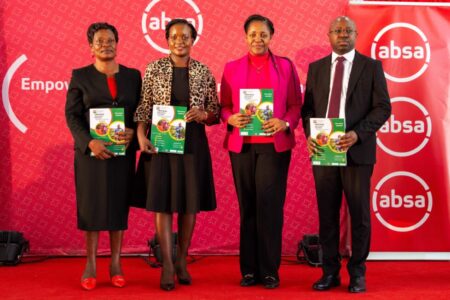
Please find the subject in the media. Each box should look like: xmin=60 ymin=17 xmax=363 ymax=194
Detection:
xmin=141 ymin=0 xmax=203 ymax=54
xmin=371 ymin=22 xmax=430 ymax=83
xmin=372 ymin=171 xmax=432 ymax=232
xmin=377 ymin=97 xmax=431 ymax=157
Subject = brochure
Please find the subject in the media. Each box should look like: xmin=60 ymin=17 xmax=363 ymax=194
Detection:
xmin=89 ymin=107 xmax=126 ymax=156
xmin=310 ymin=118 xmax=347 ymax=166
xmin=150 ymin=105 xmax=187 ymax=154
xmin=239 ymin=89 xmax=274 ymax=136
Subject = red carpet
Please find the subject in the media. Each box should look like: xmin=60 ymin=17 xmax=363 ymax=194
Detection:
xmin=1 ymin=256 xmax=449 ymax=299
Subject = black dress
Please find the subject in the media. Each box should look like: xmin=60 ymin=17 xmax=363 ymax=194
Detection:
xmin=137 ymin=67 xmax=216 ymax=213
xmin=65 ymin=64 xmax=142 ymax=230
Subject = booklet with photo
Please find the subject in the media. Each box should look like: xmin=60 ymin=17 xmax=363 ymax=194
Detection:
xmin=239 ymin=88 xmax=274 ymax=136
xmin=89 ymin=107 xmax=126 ymax=156
xmin=150 ymin=105 xmax=187 ymax=154
xmin=310 ymin=118 xmax=347 ymax=166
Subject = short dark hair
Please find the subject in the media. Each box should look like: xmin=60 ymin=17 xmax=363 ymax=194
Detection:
xmin=244 ymin=14 xmax=275 ymax=35
xmin=87 ymin=22 xmax=119 ymax=44
xmin=165 ymin=18 xmax=198 ymax=41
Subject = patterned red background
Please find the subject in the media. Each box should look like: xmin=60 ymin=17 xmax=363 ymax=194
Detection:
xmin=2 ymin=0 xmax=445 ymax=256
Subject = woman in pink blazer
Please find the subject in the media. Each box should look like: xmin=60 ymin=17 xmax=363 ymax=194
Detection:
xmin=220 ymin=14 xmax=302 ymax=289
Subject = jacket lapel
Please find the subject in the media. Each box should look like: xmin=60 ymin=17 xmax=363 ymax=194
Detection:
xmin=346 ymin=51 xmax=365 ymax=102
xmin=318 ymin=55 xmax=332 ymax=117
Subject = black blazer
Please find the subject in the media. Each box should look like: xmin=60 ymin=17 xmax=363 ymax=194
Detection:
xmin=65 ymin=64 xmax=142 ymax=154
xmin=301 ymin=51 xmax=391 ymax=165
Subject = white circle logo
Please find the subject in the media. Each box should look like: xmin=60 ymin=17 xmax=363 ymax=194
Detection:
xmin=372 ymin=171 xmax=432 ymax=232
xmin=141 ymin=0 xmax=203 ymax=54
xmin=377 ymin=97 xmax=431 ymax=157
xmin=371 ymin=22 xmax=430 ymax=83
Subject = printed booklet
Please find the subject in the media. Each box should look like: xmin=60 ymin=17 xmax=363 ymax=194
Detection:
xmin=89 ymin=107 xmax=126 ymax=156
xmin=239 ymin=89 xmax=274 ymax=136
xmin=310 ymin=118 xmax=347 ymax=166
xmin=150 ymin=105 xmax=187 ymax=154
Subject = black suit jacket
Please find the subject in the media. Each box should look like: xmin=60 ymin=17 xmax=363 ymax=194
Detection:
xmin=65 ymin=64 xmax=142 ymax=154
xmin=301 ymin=51 xmax=391 ymax=165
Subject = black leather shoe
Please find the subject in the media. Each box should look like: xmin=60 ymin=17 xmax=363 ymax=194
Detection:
xmin=240 ymin=274 xmax=258 ymax=287
xmin=349 ymin=276 xmax=366 ymax=293
xmin=312 ymin=275 xmax=341 ymax=291
xmin=263 ymin=276 xmax=280 ymax=289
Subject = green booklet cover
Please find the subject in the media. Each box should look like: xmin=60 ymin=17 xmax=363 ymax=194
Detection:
xmin=310 ymin=118 xmax=347 ymax=166
xmin=89 ymin=107 xmax=126 ymax=156
xmin=150 ymin=105 xmax=187 ymax=154
xmin=239 ymin=89 xmax=274 ymax=136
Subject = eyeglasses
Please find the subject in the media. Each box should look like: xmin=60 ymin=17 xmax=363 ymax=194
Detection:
xmin=93 ymin=39 xmax=116 ymax=47
xmin=247 ymin=32 xmax=270 ymax=40
xmin=329 ymin=29 xmax=355 ymax=35
xmin=169 ymin=35 xmax=192 ymax=43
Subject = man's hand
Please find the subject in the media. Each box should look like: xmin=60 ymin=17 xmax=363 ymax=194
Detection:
xmin=337 ymin=130 xmax=358 ymax=152
xmin=89 ymin=139 xmax=115 ymax=160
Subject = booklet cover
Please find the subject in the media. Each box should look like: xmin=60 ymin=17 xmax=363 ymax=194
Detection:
xmin=310 ymin=118 xmax=347 ymax=166
xmin=150 ymin=105 xmax=187 ymax=154
xmin=239 ymin=89 xmax=274 ymax=136
xmin=89 ymin=107 xmax=126 ymax=156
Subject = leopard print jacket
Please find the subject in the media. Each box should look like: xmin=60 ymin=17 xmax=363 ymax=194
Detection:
xmin=134 ymin=57 xmax=220 ymax=125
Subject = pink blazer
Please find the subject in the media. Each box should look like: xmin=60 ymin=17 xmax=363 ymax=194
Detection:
xmin=220 ymin=53 xmax=303 ymax=153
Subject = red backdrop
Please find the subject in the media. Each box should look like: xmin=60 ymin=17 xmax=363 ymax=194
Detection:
xmin=1 ymin=0 xmax=449 ymax=257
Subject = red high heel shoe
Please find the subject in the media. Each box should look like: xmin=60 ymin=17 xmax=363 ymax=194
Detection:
xmin=81 ymin=277 xmax=96 ymax=290
xmin=111 ymin=275 xmax=126 ymax=288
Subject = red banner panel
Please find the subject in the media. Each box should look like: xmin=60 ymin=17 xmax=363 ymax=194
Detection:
xmin=348 ymin=2 xmax=450 ymax=257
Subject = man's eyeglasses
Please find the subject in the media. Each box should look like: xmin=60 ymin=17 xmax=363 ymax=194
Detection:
xmin=329 ymin=29 xmax=355 ymax=35
xmin=93 ymin=39 xmax=116 ymax=47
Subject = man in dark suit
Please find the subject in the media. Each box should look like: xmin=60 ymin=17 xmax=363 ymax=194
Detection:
xmin=301 ymin=16 xmax=391 ymax=293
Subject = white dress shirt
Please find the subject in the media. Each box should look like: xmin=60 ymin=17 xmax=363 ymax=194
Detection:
xmin=326 ymin=49 xmax=355 ymax=118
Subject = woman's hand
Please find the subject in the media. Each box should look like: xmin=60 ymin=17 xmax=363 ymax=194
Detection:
xmin=89 ymin=139 xmax=115 ymax=160
xmin=138 ymin=136 xmax=158 ymax=154
xmin=136 ymin=121 xmax=157 ymax=154
xmin=185 ymin=107 xmax=208 ymax=123
xmin=116 ymin=127 xmax=134 ymax=149
xmin=228 ymin=113 xmax=251 ymax=128
xmin=262 ymin=118 xmax=288 ymax=134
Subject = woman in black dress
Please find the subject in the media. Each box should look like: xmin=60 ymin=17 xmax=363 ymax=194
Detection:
xmin=134 ymin=19 xmax=219 ymax=291
xmin=65 ymin=22 xmax=141 ymax=290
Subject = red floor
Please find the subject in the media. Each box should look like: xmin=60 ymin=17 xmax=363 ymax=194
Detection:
xmin=1 ymin=256 xmax=449 ymax=299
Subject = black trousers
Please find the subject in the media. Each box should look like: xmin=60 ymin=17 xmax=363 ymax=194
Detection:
xmin=229 ymin=144 xmax=291 ymax=280
xmin=312 ymin=164 xmax=374 ymax=278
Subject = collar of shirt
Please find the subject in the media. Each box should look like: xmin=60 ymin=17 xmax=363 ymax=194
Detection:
xmin=331 ymin=49 xmax=355 ymax=64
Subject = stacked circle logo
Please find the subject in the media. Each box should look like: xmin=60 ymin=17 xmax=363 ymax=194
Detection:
xmin=372 ymin=171 xmax=432 ymax=232
xmin=371 ymin=22 xmax=430 ymax=83
xmin=377 ymin=97 xmax=431 ymax=157
xmin=141 ymin=0 xmax=203 ymax=54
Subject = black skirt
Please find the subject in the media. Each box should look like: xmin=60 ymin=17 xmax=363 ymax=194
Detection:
xmin=135 ymin=121 xmax=216 ymax=213
xmin=75 ymin=148 xmax=135 ymax=230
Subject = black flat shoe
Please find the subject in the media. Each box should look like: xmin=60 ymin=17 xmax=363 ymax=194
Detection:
xmin=263 ymin=276 xmax=280 ymax=289
xmin=176 ymin=266 xmax=192 ymax=285
xmin=160 ymin=267 xmax=175 ymax=291
xmin=177 ymin=276 xmax=192 ymax=285
xmin=240 ymin=274 xmax=258 ymax=287
xmin=160 ymin=282 xmax=175 ymax=291
xmin=349 ymin=276 xmax=366 ymax=293
xmin=312 ymin=275 xmax=341 ymax=291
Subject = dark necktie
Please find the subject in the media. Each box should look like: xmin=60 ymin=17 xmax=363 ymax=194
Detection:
xmin=328 ymin=56 xmax=345 ymax=118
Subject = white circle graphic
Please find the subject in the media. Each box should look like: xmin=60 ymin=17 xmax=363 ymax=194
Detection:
xmin=377 ymin=97 xmax=431 ymax=157
xmin=372 ymin=171 xmax=432 ymax=232
xmin=371 ymin=22 xmax=430 ymax=83
xmin=141 ymin=0 xmax=203 ymax=54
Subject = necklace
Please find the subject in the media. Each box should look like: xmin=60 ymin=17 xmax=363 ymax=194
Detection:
xmin=249 ymin=60 xmax=268 ymax=73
